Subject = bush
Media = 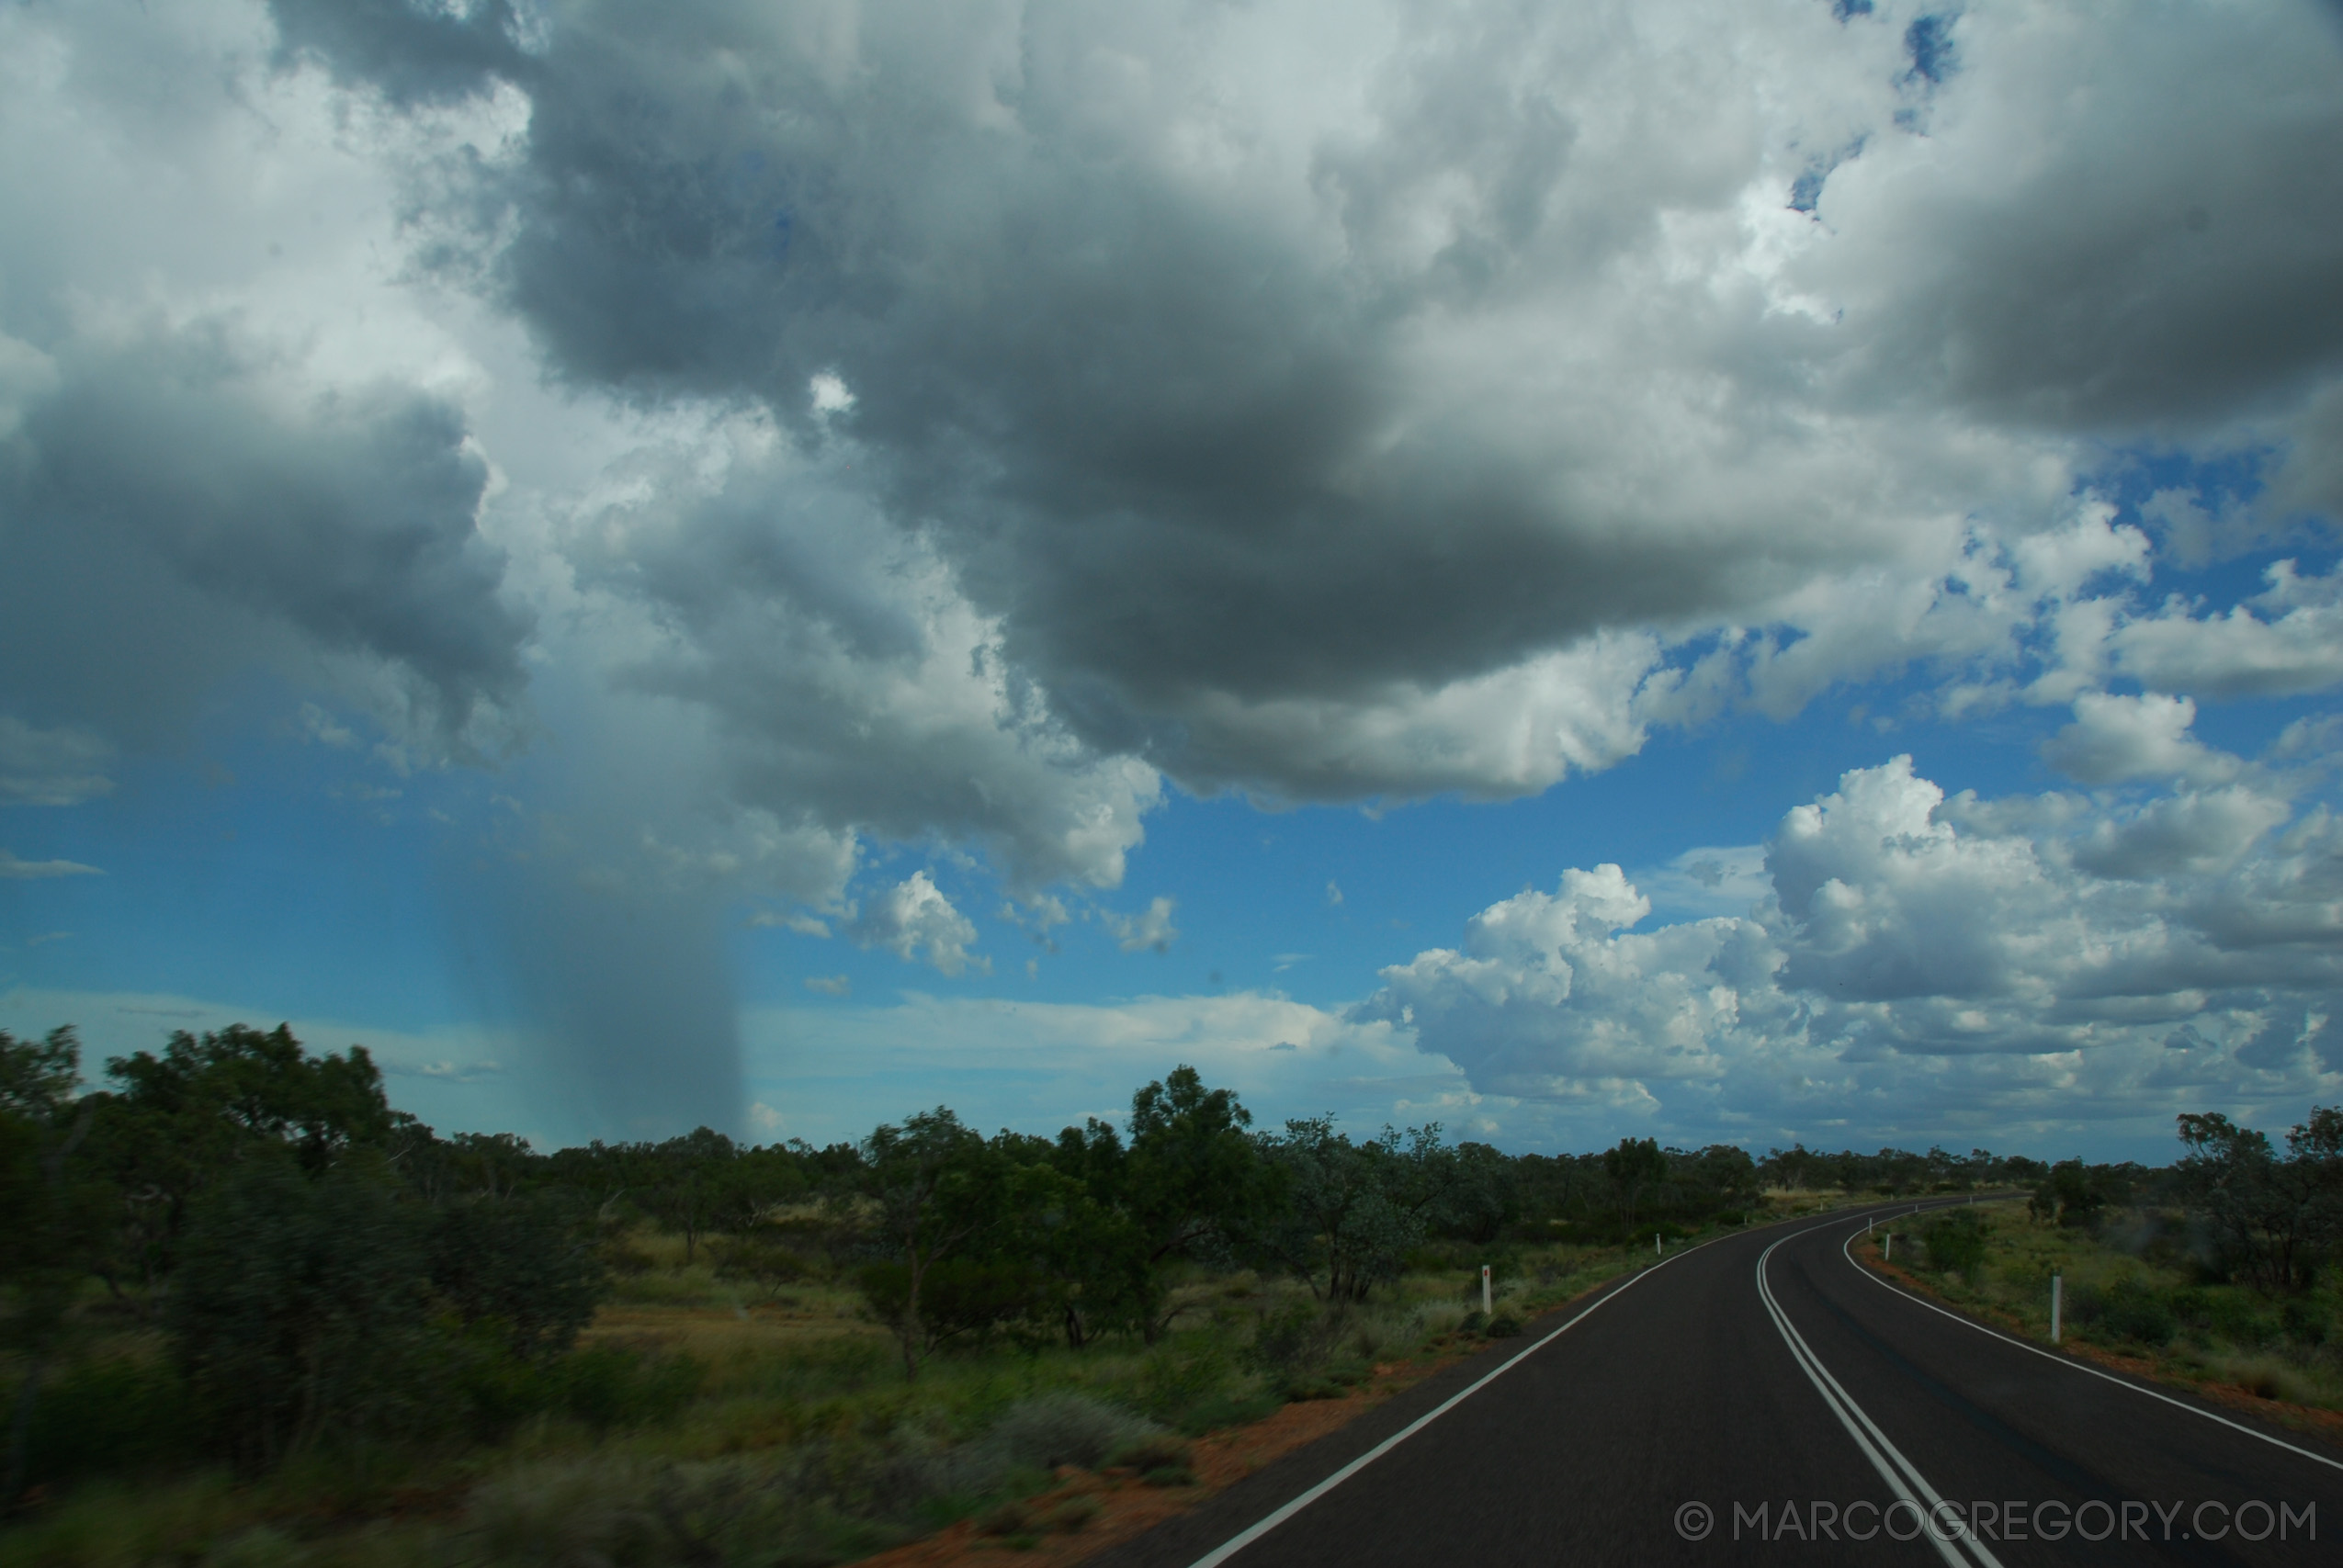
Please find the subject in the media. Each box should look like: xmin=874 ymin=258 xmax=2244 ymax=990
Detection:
xmin=1245 ymin=1298 xmax=1334 ymax=1376
xmin=166 ymin=1158 xmax=444 ymax=1467
xmin=983 ymin=1393 xmax=1155 ymax=1472
xmin=709 ymin=1233 xmax=810 ymax=1294
xmin=1484 ymin=1314 xmax=1522 ymax=1338
xmin=554 ymin=1346 xmax=705 ymax=1434
xmin=856 ymin=1258 xmax=1039 ymax=1352
xmin=1135 ymin=1340 xmax=1238 ymax=1427
xmin=1108 ymin=1432 xmax=1192 ymax=1473
xmin=13 ymin=1358 xmax=202 ymax=1488
xmin=2074 ymin=1278 xmax=2177 ymax=1349
xmin=1922 ymin=1212 xmax=1988 ymax=1281
xmin=428 ymin=1193 xmax=607 ymax=1360
xmin=2169 ymin=1286 xmax=2279 ymax=1347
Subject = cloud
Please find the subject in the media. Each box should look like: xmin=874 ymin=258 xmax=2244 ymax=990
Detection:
xmin=2040 ymin=692 xmax=2233 ymax=786
xmin=0 ymin=849 xmax=103 ymax=879
xmin=2106 ymin=561 xmax=2343 ymax=700
xmin=1364 ymin=753 xmax=2343 ymax=1145
xmin=5 ymin=0 xmax=2342 ymax=1152
xmin=569 ymin=419 xmax=1163 ymax=886
xmin=0 ymin=317 xmax=531 ymax=757
xmin=260 ymin=0 xmax=2343 ymax=810
xmin=383 ymin=1057 xmax=504 ymax=1083
xmin=804 ymin=974 xmax=850 ymax=997
xmin=1638 ymin=844 xmax=1771 ymax=919
xmin=0 ymin=716 xmax=115 ymax=807
xmin=739 ymin=987 xmax=1433 ymax=1145
xmin=752 ymin=909 xmax=833 ymax=937
xmin=1106 ymin=896 xmax=1180 ymax=955
xmin=851 ymin=871 xmax=985 ymax=976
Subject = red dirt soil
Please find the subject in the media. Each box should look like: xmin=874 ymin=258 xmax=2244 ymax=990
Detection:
xmin=854 ymin=1347 xmax=1488 ymax=1568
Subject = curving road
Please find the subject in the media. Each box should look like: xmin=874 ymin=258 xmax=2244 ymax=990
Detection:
xmin=1087 ymin=1203 xmax=2341 ymax=1566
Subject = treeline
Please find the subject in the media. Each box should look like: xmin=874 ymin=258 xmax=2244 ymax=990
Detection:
xmin=0 ymin=1021 xmax=2074 ymax=1502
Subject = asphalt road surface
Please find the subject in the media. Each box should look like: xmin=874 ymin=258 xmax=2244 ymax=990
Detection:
xmin=1087 ymin=1203 xmax=2341 ymax=1567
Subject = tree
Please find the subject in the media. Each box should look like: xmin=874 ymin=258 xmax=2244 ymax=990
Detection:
xmin=1 ymin=1028 xmax=104 ymax=1509
xmin=426 ymin=1191 xmax=607 ymax=1361
xmin=85 ymin=1024 xmax=394 ymax=1298
xmin=167 ymin=1158 xmax=438 ymax=1468
xmin=858 ymin=1109 xmax=1007 ymax=1378
xmin=1439 ymin=1142 xmax=1521 ymax=1245
xmin=1262 ymin=1119 xmax=1450 ymax=1303
xmin=1602 ymin=1137 xmax=1670 ymax=1231
xmin=2174 ymin=1110 xmax=2339 ymax=1292
xmin=1121 ymin=1066 xmax=1273 ymax=1338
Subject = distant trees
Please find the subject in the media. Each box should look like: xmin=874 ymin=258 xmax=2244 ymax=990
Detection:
xmin=2029 ymin=1157 xmax=2123 ymax=1230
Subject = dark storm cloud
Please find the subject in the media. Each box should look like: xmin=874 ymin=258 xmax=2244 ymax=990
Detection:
xmin=0 ymin=321 xmax=530 ymax=748
xmin=263 ymin=0 xmax=1861 ymax=787
xmin=269 ymin=0 xmax=532 ymax=107
xmin=272 ymin=0 xmax=2343 ymax=802
xmin=1812 ymin=4 xmax=2343 ymax=431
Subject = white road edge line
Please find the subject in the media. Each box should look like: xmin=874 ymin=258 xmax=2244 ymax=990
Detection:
xmin=1760 ymin=1224 xmax=2006 ymax=1568
xmin=1839 ymin=1227 xmax=2343 ymax=1475
xmin=1178 ymin=1237 xmax=1709 ymax=1568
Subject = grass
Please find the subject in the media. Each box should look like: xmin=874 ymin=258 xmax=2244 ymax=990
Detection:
xmin=3 ymin=1207 xmax=1832 ymax=1567
xmin=1863 ymin=1199 xmax=2343 ymax=1418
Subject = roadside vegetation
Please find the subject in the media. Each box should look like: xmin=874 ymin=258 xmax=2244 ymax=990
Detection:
xmin=1865 ymin=1111 xmax=2343 ymax=1419
xmin=5 ymin=1022 xmax=2047 ymax=1566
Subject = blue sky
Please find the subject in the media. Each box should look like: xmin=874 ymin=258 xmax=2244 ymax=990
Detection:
xmin=5 ymin=0 xmax=2342 ymax=1165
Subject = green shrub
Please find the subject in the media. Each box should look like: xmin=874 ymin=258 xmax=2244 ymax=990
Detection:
xmin=167 ymin=1159 xmax=444 ymax=1467
xmin=1245 ymin=1298 xmax=1332 ymax=1375
xmin=14 ymin=1358 xmax=202 ymax=1488
xmin=1107 ymin=1432 xmax=1191 ymax=1472
xmin=856 ymin=1258 xmax=1040 ymax=1353
xmin=1135 ymin=1340 xmax=1235 ymax=1426
xmin=1922 ymin=1212 xmax=1988 ymax=1281
xmin=1484 ymin=1314 xmax=1522 ymax=1338
xmin=2076 ymin=1279 xmax=2177 ymax=1349
xmin=983 ymin=1393 xmax=1154 ymax=1472
xmin=1044 ymin=1496 xmax=1101 ymax=1533
xmin=709 ymin=1234 xmax=810 ymax=1294
xmin=427 ymin=1193 xmax=607 ymax=1360
xmin=554 ymin=1346 xmax=705 ymax=1434
xmin=1169 ymin=1388 xmax=1279 ymax=1436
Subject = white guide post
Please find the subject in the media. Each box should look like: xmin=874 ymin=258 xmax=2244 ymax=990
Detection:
xmin=1480 ymin=1264 xmax=1491 ymax=1315
xmin=2051 ymin=1273 xmax=2063 ymax=1343
xmin=1885 ymin=1233 xmax=1893 ymax=1262
xmin=1654 ymin=1232 xmax=1661 ymax=1257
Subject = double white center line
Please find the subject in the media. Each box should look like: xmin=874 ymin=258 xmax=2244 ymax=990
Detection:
xmin=1758 ymin=1224 xmax=2006 ymax=1568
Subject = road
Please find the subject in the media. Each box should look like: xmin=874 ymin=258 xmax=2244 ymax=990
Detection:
xmin=1086 ymin=1203 xmax=2341 ymax=1566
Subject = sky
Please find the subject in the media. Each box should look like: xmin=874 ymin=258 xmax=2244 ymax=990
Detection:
xmin=3 ymin=0 xmax=2341 ymax=1165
